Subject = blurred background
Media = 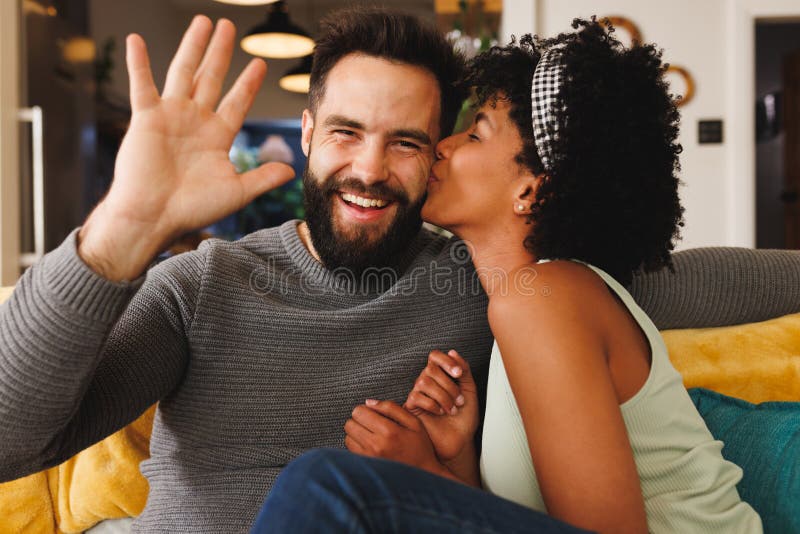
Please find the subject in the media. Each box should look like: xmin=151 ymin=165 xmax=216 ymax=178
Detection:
xmin=0 ymin=0 xmax=799 ymax=284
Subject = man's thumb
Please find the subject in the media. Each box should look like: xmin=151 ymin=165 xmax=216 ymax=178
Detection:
xmin=239 ymin=162 xmax=295 ymax=205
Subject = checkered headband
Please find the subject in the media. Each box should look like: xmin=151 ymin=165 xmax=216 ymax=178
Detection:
xmin=531 ymin=47 xmax=566 ymax=173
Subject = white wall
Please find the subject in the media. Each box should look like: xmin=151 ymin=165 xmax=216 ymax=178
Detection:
xmin=502 ymin=0 xmax=800 ymax=250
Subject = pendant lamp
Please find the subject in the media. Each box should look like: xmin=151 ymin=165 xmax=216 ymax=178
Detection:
xmin=240 ymin=1 xmax=314 ymax=59
xmin=279 ymin=54 xmax=312 ymax=93
xmin=212 ymin=0 xmax=279 ymax=5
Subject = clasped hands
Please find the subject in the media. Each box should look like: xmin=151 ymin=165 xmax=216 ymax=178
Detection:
xmin=344 ymin=349 xmax=479 ymax=484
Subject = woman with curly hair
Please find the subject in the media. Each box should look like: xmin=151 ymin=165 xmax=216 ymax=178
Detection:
xmin=252 ymin=18 xmax=762 ymax=534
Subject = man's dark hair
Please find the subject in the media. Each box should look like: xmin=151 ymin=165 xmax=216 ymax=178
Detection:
xmin=310 ymin=7 xmax=467 ymax=137
xmin=465 ymin=17 xmax=685 ymax=286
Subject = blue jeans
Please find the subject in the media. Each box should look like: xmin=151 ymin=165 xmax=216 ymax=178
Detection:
xmin=251 ymin=449 xmax=593 ymax=533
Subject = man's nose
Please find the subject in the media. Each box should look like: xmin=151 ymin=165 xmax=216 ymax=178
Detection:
xmin=351 ymin=142 xmax=388 ymax=184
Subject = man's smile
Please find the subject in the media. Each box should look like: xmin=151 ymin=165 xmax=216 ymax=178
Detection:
xmin=336 ymin=191 xmax=395 ymax=223
xmin=339 ymin=192 xmax=391 ymax=208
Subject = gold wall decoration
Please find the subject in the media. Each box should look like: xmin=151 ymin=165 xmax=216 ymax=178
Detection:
xmin=601 ymin=15 xmax=695 ymax=108
xmin=435 ymin=0 xmax=502 ymax=14
xmin=600 ymin=16 xmax=642 ymax=46
xmin=665 ymin=65 xmax=696 ymax=107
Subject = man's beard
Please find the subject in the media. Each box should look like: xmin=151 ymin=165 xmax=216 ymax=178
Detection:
xmin=302 ymin=164 xmax=425 ymax=279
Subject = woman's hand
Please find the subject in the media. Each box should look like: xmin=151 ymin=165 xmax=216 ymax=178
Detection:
xmin=344 ymin=399 xmax=446 ymax=476
xmin=404 ymin=350 xmax=479 ymax=462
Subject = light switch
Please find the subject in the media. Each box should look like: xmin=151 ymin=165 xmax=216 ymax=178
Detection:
xmin=698 ymin=120 xmax=723 ymax=144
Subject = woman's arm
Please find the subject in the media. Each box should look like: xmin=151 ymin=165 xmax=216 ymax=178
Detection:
xmin=489 ymin=261 xmax=648 ymax=534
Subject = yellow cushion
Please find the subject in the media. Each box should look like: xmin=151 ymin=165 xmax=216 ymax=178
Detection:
xmin=662 ymin=312 xmax=800 ymax=403
xmin=50 ymin=408 xmax=153 ymax=533
xmin=0 ymin=286 xmax=153 ymax=534
xmin=0 ymin=469 xmax=60 ymax=534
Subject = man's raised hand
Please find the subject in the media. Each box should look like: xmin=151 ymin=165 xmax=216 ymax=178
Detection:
xmin=78 ymin=17 xmax=295 ymax=281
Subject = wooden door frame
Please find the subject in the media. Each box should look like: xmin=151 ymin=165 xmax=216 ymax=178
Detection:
xmin=728 ymin=0 xmax=800 ymax=248
xmin=784 ymin=49 xmax=800 ymax=248
xmin=0 ymin=0 xmax=21 ymax=285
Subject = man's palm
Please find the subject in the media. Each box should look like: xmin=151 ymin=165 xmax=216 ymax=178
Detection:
xmin=102 ymin=17 xmax=294 ymax=246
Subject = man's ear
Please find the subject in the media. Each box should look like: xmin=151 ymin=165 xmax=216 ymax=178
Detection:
xmin=301 ymin=109 xmax=314 ymax=156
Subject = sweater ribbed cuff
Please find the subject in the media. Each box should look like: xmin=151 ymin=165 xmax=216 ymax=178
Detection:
xmin=38 ymin=227 xmax=147 ymax=323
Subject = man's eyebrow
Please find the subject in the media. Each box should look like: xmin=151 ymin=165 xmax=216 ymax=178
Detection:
xmin=323 ymin=115 xmax=364 ymax=130
xmin=390 ymin=128 xmax=432 ymax=146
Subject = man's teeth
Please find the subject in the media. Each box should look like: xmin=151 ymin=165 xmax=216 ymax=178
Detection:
xmin=341 ymin=193 xmax=389 ymax=208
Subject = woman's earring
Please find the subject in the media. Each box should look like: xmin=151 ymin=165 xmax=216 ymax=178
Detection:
xmin=516 ymin=203 xmax=526 ymax=212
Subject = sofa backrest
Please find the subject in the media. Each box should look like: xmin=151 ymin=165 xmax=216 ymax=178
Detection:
xmin=629 ymin=247 xmax=800 ymax=329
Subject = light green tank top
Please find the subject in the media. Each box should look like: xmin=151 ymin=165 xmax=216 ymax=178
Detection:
xmin=479 ymin=260 xmax=763 ymax=533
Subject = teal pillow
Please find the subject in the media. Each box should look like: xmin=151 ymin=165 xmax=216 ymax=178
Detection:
xmin=689 ymin=388 xmax=800 ymax=534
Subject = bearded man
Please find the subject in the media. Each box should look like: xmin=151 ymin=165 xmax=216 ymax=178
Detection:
xmin=0 ymin=8 xmax=493 ymax=533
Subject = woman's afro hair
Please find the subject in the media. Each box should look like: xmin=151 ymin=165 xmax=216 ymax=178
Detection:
xmin=464 ymin=17 xmax=684 ymax=286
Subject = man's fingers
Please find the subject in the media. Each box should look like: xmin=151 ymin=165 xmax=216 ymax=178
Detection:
xmin=192 ymin=18 xmax=236 ymax=109
xmin=217 ymin=58 xmax=267 ymax=130
xmin=403 ymin=349 xmax=474 ymax=415
xmin=238 ymin=162 xmax=295 ymax=208
xmin=405 ymin=390 xmax=447 ymax=416
xmin=414 ymin=374 xmax=459 ymax=414
xmin=422 ymin=361 xmax=463 ymax=405
xmin=126 ymin=34 xmax=159 ymax=112
xmin=344 ymin=418 xmax=374 ymax=447
xmin=435 ymin=349 xmax=475 ymax=386
xmin=163 ymin=15 xmax=214 ymax=99
xmin=350 ymin=404 xmax=393 ymax=434
xmin=363 ymin=399 xmax=419 ymax=429
xmin=447 ymin=349 xmax=476 ymax=387
xmin=428 ymin=350 xmax=464 ymax=380
xmin=344 ymin=435 xmax=367 ymax=455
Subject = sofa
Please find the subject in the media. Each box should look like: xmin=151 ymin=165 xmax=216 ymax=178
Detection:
xmin=0 ymin=246 xmax=798 ymax=533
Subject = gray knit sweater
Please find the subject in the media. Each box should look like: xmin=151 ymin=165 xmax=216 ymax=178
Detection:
xmin=3 ymin=219 xmax=799 ymax=531
xmin=0 ymin=221 xmax=493 ymax=532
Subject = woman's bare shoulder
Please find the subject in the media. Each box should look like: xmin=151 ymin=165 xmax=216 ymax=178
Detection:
xmin=488 ymin=260 xmax=610 ymax=328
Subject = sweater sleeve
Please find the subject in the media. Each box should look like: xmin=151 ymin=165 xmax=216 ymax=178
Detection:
xmin=628 ymin=247 xmax=800 ymax=329
xmin=0 ymin=228 xmax=206 ymax=482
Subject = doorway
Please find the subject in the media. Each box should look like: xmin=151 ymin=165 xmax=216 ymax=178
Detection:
xmin=755 ymin=21 xmax=800 ymax=249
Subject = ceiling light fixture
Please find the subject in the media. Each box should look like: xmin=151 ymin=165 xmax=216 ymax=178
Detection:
xmin=279 ymin=54 xmax=312 ymax=93
xmin=240 ymin=1 xmax=314 ymax=59
xmin=212 ymin=0 xmax=279 ymax=5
